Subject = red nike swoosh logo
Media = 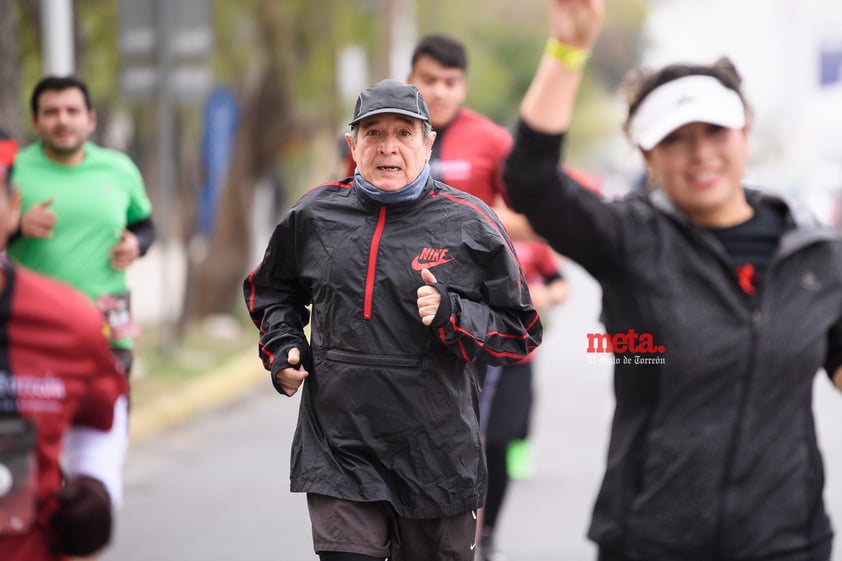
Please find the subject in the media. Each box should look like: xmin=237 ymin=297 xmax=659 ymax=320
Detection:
xmin=411 ymin=256 xmax=454 ymax=271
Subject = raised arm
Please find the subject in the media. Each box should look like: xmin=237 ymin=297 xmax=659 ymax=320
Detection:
xmin=505 ymin=0 xmax=628 ymax=277
xmin=520 ymin=0 xmax=605 ymax=133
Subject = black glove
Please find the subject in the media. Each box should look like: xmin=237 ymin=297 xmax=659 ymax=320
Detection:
xmin=50 ymin=476 xmax=113 ymax=556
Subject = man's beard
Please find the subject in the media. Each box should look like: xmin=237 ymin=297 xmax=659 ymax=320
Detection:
xmin=45 ymin=138 xmax=84 ymax=157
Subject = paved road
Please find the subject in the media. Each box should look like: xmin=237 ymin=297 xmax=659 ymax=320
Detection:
xmin=103 ymin=263 xmax=842 ymax=560
xmin=102 ymin=388 xmax=311 ymax=560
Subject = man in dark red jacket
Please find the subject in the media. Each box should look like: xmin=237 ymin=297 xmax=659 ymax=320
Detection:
xmin=0 ymin=157 xmax=128 ymax=561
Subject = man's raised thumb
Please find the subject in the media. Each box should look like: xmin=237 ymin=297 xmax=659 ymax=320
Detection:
xmin=421 ymin=268 xmax=437 ymax=285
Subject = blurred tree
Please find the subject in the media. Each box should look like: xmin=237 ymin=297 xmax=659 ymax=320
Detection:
xmin=0 ymin=0 xmax=27 ymax=139
xmin=75 ymin=0 xmax=120 ymax=127
xmin=186 ymin=0 xmax=343 ymax=320
xmin=413 ymin=0 xmax=648 ymax=160
xmin=188 ymin=0 xmax=650 ymax=321
xmin=4 ymin=0 xmax=121 ymax=142
xmin=1 ymin=0 xmax=650 ymax=329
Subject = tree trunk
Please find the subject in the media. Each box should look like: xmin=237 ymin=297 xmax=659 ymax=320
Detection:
xmin=185 ymin=0 xmax=299 ymax=320
xmin=0 ymin=0 xmax=24 ymax=138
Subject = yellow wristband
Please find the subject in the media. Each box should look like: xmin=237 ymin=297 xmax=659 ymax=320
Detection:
xmin=544 ymin=38 xmax=590 ymax=71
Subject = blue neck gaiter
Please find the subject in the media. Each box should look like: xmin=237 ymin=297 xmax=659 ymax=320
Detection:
xmin=354 ymin=163 xmax=430 ymax=205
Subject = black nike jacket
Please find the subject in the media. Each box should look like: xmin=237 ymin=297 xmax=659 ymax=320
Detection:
xmin=244 ymin=176 xmax=542 ymax=518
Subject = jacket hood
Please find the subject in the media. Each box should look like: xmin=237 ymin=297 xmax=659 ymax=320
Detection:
xmin=647 ymin=185 xmax=838 ymax=259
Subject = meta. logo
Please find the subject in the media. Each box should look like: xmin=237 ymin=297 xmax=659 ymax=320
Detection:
xmin=586 ymin=329 xmax=665 ymax=354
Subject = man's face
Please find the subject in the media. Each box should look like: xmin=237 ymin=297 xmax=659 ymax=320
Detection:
xmin=345 ymin=113 xmax=435 ymax=192
xmin=32 ymin=87 xmax=96 ymax=162
xmin=407 ymin=56 xmax=467 ymax=129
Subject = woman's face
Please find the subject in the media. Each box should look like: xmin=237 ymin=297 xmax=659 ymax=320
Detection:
xmin=643 ymin=121 xmax=751 ymax=227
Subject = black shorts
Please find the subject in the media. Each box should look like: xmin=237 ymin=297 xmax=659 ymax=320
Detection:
xmin=307 ymin=493 xmax=477 ymax=561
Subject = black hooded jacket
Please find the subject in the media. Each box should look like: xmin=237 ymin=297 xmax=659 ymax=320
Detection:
xmin=504 ymin=120 xmax=840 ymax=561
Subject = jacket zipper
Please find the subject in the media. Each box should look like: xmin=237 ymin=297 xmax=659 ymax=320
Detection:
xmin=364 ymin=206 xmax=387 ymax=320
xmin=713 ymin=271 xmax=765 ymax=556
xmin=690 ymin=223 xmax=762 ymax=555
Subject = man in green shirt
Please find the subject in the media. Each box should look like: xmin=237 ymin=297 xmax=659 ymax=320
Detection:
xmin=8 ymin=75 xmax=155 ymax=375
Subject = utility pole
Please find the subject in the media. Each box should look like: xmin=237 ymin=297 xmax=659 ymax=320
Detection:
xmin=375 ymin=0 xmax=396 ymax=81
xmin=41 ymin=0 xmax=75 ymax=75
xmin=375 ymin=0 xmax=416 ymax=81
xmin=156 ymin=0 xmax=177 ymax=354
xmin=118 ymin=0 xmax=212 ymax=350
xmin=389 ymin=0 xmax=415 ymax=80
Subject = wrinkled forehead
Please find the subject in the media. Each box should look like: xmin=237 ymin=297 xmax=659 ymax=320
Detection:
xmin=357 ymin=113 xmax=423 ymax=132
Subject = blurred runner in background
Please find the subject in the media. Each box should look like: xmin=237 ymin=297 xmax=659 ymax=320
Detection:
xmin=478 ymin=239 xmax=569 ymax=561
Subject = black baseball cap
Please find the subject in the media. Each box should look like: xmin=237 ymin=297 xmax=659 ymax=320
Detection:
xmin=349 ymin=79 xmax=430 ymax=126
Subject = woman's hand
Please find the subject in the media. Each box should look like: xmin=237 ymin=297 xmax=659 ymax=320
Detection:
xmin=550 ymin=0 xmax=605 ymax=49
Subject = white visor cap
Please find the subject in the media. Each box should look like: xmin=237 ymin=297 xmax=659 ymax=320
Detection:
xmin=630 ymin=75 xmax=746 ymax=150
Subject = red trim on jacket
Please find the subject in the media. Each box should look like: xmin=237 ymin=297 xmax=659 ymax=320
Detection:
xmin=446 ymin=313 xmax=540 ymax=361
xmin=245 ymin=269 xmax=258 ymax=325
xmin=364 ymin=206 xmax=387 ymax=319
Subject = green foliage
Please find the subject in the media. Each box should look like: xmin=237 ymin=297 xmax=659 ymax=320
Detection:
xmin=7 ymin=0 xmax=651 ymax=322
xmin=11 ymin=0 xmax=649 ymax=144
xmin=14 ymin=0 xmax=120 ymax=127
xmin=468 ymin=27 xmax=543 ymax=129
xmin=16 ymin=0 xmax=42 ymax=130
xmin=415 ymin=0 xmax=547 ymax=129
xmin=75 ymin=0 xmax=120 ymax=111
xmin=412 ymin=0 xmax=649 ymax=157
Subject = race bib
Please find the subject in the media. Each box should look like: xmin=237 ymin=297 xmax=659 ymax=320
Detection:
xmin=96 ymin=292 xmax=139 ymax=342
xmin=0 ymin=418 xmax=37 ymax=535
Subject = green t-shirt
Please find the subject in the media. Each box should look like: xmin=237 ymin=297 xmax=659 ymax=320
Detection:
xmin=8 ymin=141 xmax=153 ymax=348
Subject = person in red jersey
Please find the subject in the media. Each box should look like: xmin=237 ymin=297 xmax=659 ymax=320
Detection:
xmin=0 ymin=158 xmax=128 ymax=561
xmin=477 ymin=239 xmax=569 ymax=561
xmin=0 ymin=127 xmax=17 ymax=171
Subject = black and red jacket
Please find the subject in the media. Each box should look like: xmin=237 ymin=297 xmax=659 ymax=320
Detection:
xmin=244 ymin=176 xmax=542 ymax=518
